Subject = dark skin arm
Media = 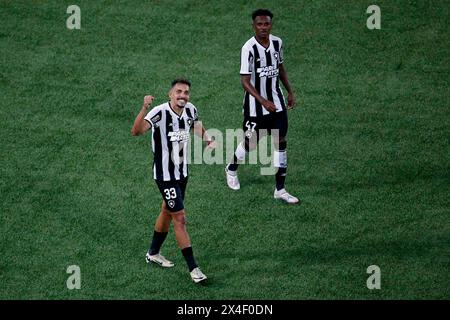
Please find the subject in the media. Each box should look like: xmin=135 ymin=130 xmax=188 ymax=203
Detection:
xmin=278 ymin=63 xmax=295 ymax=109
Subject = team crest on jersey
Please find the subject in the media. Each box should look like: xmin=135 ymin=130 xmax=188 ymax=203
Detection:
xmin=168 ymin=200 xmax=175 ymax=208
xmin=187 ymin=118 xmax=193 ymax=127
xmin=273 ymin=51 xmax=279 ymax=61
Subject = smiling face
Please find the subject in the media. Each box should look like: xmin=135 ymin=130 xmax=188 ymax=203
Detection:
xmin=253 ymin=15 xmax=272 ymax=40
xmin=169 ymin=82 xmax=190 ymax=108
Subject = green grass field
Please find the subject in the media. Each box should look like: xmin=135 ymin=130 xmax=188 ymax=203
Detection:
xmin=1 ymin=0 xmax=448 ymax=299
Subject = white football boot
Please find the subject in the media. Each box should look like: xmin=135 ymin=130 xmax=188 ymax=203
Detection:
xmin=190 ymin=267 xmax=207 ymax=283
xmin=274 ymin=188 xmax=300 ymax=204
xmin=145 ymin=252 xmax=174 ymax=268
xmin=225 ymin=167 xmax=240 ymax=190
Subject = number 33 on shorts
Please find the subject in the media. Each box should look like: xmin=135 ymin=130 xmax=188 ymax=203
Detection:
xmin=163 ymin=188 xmax=177 ymax=200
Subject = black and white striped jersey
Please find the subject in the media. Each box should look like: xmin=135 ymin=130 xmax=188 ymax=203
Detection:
xmin=144 ymin=102 xmax=198 ymax=181
xmin=240 ymin=34 xmax=286 ymax=117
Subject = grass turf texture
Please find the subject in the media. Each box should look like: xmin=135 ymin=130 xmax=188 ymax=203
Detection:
xmin=0 ymin=0 xmax=448 ymax=299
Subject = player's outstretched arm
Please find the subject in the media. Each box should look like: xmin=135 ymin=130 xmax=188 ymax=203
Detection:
xmin=131 ymin=95 xmax=153 ymax=136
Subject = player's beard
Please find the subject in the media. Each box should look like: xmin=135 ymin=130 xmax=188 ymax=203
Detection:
xmin=177 ymin=99 xmax=187 ymax=108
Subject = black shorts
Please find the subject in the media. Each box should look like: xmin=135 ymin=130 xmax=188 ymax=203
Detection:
xmin=155 ymin=178 xmax=188 ymax=213
xmin=243 ymin=110 xmax=288 ymax=143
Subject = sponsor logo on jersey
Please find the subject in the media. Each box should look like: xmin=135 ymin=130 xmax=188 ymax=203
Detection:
xmin=256 ymin=65 xmax=279 ymax=78
xmin=150 ymin=114 xmax=161 ymax=124
xmin=168 ymin=130 xmax=190 ymax=142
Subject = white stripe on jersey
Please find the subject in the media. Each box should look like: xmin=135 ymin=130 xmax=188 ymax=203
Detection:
xmin=160 ymin=109 xmax=171 ymax=181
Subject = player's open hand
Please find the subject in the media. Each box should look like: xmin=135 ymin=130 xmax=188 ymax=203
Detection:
xmin=206 ymin=140 xmax=217 ymax=149
xmin=262 ymin=99 xmax=277 ymax=113
xmin=143 ymin=95 xmax=154 ymax=109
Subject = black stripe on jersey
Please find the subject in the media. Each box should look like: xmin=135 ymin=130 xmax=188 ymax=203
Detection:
xmin=179 ymin=114 xmax=186 ymax=130
xmin=252 ymin=44 xmax=263 ymax=118
xmin=165 ymin=110 xmax=176 ymax=181
xmin=272 ymin=40 xmax=280 ymax=62
xmin=185 ymin=108 xmax=192 ymax=125
xmin=244 ymin=92 xmax=250 ymax=117
xmin=179 ymin=115 xmax=187 ymax=180
xmin=264 ymin=49 xmax=274 ymax=106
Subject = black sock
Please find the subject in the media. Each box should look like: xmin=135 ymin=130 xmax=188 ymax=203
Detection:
xmin=227 ymin=154 xmax=240 ymax=172
xmin=181 ymin=246 xmax=198 ymax=272
xmin=149 ymin=231 xmax=168 ymax=255
xmin=275 ymin=167 xmax=287 ymax=191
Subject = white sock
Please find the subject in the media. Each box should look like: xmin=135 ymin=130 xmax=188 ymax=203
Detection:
xmin=235 ymin=142 xmax=246 ymax=161
xmin=273 ymin=150 xmax=287 ymax=168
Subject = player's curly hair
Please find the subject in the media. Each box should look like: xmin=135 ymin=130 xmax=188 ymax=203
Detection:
xmin=171 ymin=78 xmax=191 ymax=88
xmin=252 ymin=9 xmax=273 ymax=21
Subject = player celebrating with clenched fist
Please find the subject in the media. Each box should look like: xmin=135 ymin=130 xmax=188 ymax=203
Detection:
xmin=132 ymin=79 xmax=215 ymax=283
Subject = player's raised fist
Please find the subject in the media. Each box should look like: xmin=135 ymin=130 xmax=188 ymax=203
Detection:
xmin=143 ymin=95 xmax=154 ymax=109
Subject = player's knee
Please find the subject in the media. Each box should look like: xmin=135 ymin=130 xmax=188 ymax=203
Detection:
xmin=245 ymin=138 xmax=258 ymax=151
xmin=172 ymin=211 xmax=186 ymax=228
xmin=162 ymin=209 xmax=172 ymax=220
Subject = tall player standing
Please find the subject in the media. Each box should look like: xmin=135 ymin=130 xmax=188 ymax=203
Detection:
xmin=225 ymin=9 xmax=299 ymax=204
xmin=132 ymin=79 xmax=215 ymax=283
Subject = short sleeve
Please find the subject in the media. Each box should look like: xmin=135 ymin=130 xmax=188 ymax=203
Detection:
xmin=279 ymin=43 xmax=284 ymax=64
xmin=192 ymin=106 xmax=199 ymax=122
xmin=144 ymin=107 xmax=162 ymax=127
xmin=240 ymin=44 xmax=253 ymax=75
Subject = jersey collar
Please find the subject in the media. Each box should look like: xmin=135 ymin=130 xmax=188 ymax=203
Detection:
xmin=167 ymin=101 xmax=185 ymax=119
xmin=254 ymin=34 xmax=273 ymax=51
